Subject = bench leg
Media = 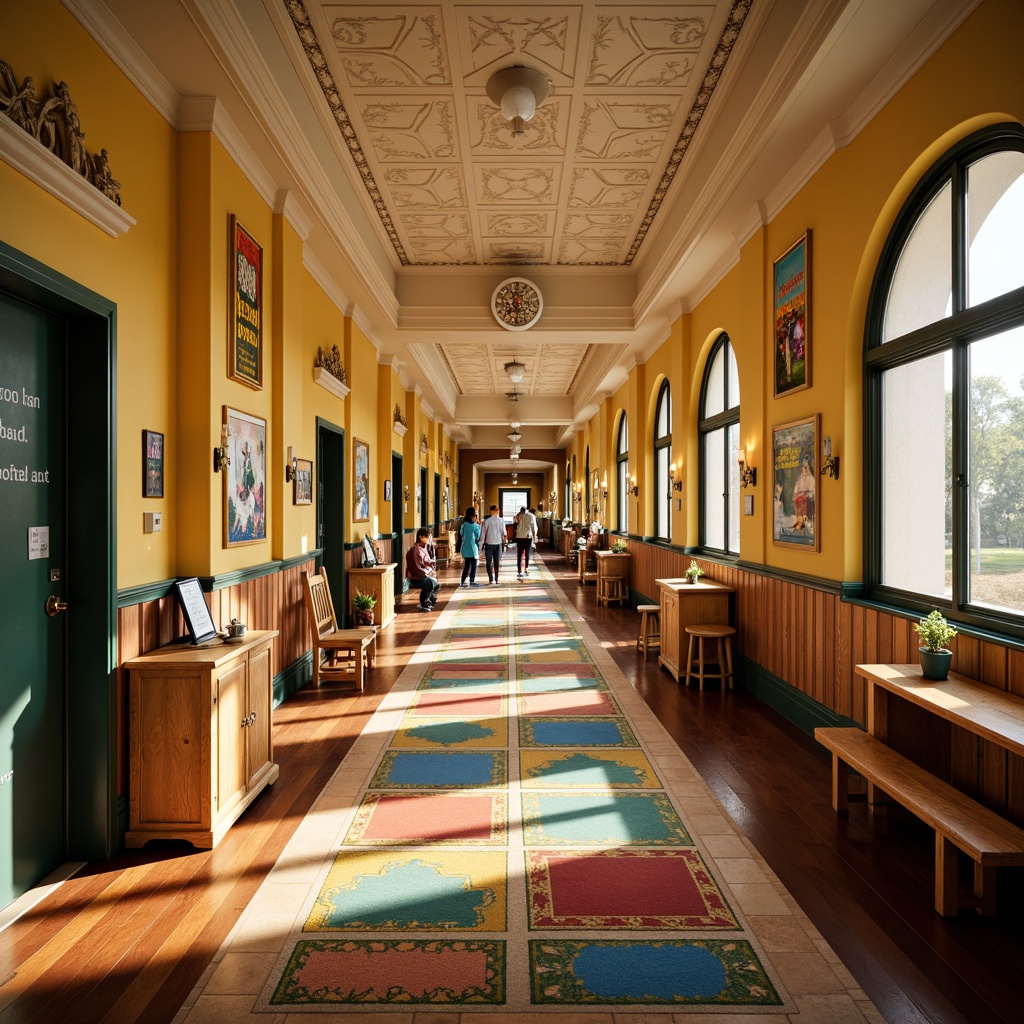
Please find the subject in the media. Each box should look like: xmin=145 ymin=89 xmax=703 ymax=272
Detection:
xmin=367 ymin=633 xmax=377 ymax=669
xmin=354 ymin=645 xmax=365 ymax=691
xmin=831 ymin=753 xmax=849 ymax=814
xmin=935 ymin=833 xmax=959 ymax=916
xmin=974 ymin=863 xmax=997 ymax=916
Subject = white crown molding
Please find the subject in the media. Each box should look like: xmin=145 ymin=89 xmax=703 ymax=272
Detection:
xmin=61 ymin=0 xmax=179 ymax=126
xmin=0 ymin=116 xmax=136 ymax=237
xmin=687 ymin=243 xmax=742 ymax=315
xmin=275 ymin=188 xmax=312 ymax=241
xmin=302 ymin=246 xmax=352 ymax=317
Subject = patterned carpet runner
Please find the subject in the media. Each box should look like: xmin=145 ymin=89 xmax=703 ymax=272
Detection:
xmin=189 ymin=556 xmax=878 ymax=1018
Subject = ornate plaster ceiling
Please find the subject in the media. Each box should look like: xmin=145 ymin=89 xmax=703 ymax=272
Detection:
xmin=285 ymin=1 xmax=751 ymax=269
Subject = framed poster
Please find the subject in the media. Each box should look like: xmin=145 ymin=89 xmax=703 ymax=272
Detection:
xmin=773 ymin=230 xmax=811 ymax=397
xmin=229 ymin=214 xmax=263 ymax=389
xmin=224 ymin=406 xmax=267 ymax=547
xmin=354 ymin=437 xmax=370 ymax=522
xmin=293 ymin=458 xmax=312 ymax=505
xmin=142 ymin=428 xmax=164 ymax=498
xmin=772 ymin=414 xmax=819 ymax=551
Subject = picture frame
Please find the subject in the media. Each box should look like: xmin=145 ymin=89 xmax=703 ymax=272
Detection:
xmin=353 ymin=437 xmax=370 ymax=522
xmin=384 ymin=478 xmax=392 ymax=502
xmin=772 ymin=414 xmax=819 ymax=551
xmin=224 ymin=406 xmax=267 ymax=547
xmin=773 ymin=230 xmax=811 ymax=397
xmin=173 ymin=576 xmax=219 ymax=645
xmin=142 ymin=428 xmax=164 ymax=498
xmin=293 ymin=457 xmax=312 ymax=505
xmin=228 ymin=214 xmax=263 ymax=390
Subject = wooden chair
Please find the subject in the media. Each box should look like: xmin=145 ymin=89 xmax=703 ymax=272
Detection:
xmin=302 ymin=568 xmax=376 ymax=690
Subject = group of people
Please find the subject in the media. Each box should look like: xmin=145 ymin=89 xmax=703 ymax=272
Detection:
xmin=403 ymin=504 xmax=540 ymax=611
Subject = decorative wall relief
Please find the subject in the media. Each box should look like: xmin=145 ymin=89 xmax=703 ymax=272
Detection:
xmin=0 ymin=59 xmax=122 ymax=205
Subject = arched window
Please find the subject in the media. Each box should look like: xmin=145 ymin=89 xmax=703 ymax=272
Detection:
xmin=865 ymin=124 xmax=1024 ymax=635
xmin=616 ymin=414 xmax=629 ymax=533
xmin=654 ymin=380 xmax=672 ymax=540
xmin=698 ymin=334 xmax=740 ymax=555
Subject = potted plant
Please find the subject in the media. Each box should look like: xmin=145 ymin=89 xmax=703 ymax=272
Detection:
xmin=914 ymin=610 xmax=957 ymax=680
xmin=352 ymin=590 xmax=376 ymax=627
xmin=611 ymin=539 xmax=628 ymax=553
xmin=685 ymin=559 xmax=704 ymax=584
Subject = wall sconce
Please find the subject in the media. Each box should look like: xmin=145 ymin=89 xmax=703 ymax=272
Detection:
xmin=213 ymin=423 xmax=230 ymax=473
xmin=669 ymin=462 xmax=683 ymax=491
xmin=628 ymin=474 xmax=639 ymax=497
xmin=602 ymin=474 xmax=608 ymax=499
xmin=404 ymin=484 xmax=410 ymax=501
xmin=821 ymin=436 xmax=840 ymax=480
xmin=285 ymin=445 xmax=296 ymax=483
xmin=737 ymin=449 xmax=756 ymax=488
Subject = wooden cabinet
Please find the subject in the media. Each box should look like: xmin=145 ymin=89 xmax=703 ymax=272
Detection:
xmin=348 ymin=563 xmax=396 ymax=629
xmin=656 ymin=579 xmax=732 ymax=682
xmin=125 ymin=630 xmax=279 ymax=849
xmin=595 ymin=551 xmax=631 ymax=605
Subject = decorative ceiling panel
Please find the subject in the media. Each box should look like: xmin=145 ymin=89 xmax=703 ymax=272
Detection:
xmin=287 ymin=0 xmax=754 ymax=267
xmin=439 ymin=341 xmax=589 ymax=396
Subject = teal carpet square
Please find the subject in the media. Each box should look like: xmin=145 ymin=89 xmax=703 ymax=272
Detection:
xmin=522 ymin=792 xmax=691 ymax=846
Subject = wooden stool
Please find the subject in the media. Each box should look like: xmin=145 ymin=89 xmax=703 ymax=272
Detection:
xmin=683 ymin=624 xmax=735 ymax=690
xmin=637 ymin=604 xmax=660 ymax=657
xmin=597 ymin=575 xmax=626 ymax=606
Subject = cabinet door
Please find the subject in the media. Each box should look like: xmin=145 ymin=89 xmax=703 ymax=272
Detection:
xmin=215 ymin=659 xmax=247 ymax=819
xmin=661 ymin=591 xmax=680 ymax=669
xmin=245 ymin=642 xmax=273 ymax=789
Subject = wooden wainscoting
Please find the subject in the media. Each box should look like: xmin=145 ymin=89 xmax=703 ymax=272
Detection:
xmin=625 ymin=539 xmax=1024 ymax=824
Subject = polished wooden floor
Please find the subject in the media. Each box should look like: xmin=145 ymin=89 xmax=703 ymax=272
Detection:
xmin=1 ymin=551 xmax=1021 ymax=1024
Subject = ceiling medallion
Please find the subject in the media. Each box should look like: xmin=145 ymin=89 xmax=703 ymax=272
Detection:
xmin=492 ymin=277 xmax=543 ymax=331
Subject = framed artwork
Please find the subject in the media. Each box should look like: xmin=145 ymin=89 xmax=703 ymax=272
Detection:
xmin=142 ymin=428 xmax=164 ymax=498
xmin=353 ymin=437 xmax=370 ymax=522
xmin=773 ymin=230 xmax=811 ymax=397
xmin=293 ymin=457 xmax=312 ymax=505
xmin=384 ymin=478 xmax=392 ymax=502
xmin=224 ymin=406 xmax=267 ymax=547
xmin=229 ymin=214 xmax=263 ymax=390
xmin=772 ymin=414 xmax=819 ymax=551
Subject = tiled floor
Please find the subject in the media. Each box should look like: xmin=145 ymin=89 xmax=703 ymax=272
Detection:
xmin=173 ymin=561 xmax=884 ymax=1022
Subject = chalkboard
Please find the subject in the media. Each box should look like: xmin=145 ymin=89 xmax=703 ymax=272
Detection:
xmin=173 ymin=577 xmax=219 ymax=645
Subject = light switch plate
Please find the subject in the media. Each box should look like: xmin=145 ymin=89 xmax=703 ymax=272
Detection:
xmin=144 ymin=511 xmax=163 ymax=533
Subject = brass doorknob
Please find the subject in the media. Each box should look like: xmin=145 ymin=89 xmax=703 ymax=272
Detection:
xmin=46 ymin=595 xmax=69 ymax=617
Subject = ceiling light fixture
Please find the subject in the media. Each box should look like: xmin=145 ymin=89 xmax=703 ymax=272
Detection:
xmin=504 ymin=358 xmax=526 ymax=384
xmin=486 ymin=66 xmax=550 ymax=137
xmin=507 ymin=428 xmax=522 ymax=444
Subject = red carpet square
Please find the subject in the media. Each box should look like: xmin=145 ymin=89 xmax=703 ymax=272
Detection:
xmin=519 ymin=691 xmax=618 ymax=717
xmin=525 ymin=849 xmax=739 ymax=929
xmin=407 ymin=692 xmax=506 ymax=717
xmin=345 ymin=792 xmax=508 ymax=845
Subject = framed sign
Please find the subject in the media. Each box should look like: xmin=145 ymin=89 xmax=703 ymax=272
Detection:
xmin=384 ymin=478 xmax=392 ymax=502
xmin=229 ymin=214 xmax=263 ymax=389
xmin=772 ymin=414 xmax=819 ymax=551
xmin=224 ymin=406 xmax=267 ymax=547
xmin=173 ymin=577 xmax=219 ymax=645
xmin=293 ymin=458 xmax=312 ymax=505
xmin=354 ymin=437 xmax=370 ymax=522
xmin=142 ymin=428 xmax=164 ymax=498
xmin=773 ymin=230 xmax=811 ymax=397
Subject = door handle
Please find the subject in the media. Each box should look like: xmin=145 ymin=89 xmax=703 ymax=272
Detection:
xmin=45 ymin=595 xmax=68 ymax=617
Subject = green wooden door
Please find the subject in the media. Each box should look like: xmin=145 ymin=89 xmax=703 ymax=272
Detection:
xmin=0 ymin=292 xmax=67 ymax=909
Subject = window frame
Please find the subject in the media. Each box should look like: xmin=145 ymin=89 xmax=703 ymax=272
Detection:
xmin=698 ymin=333 xmax=740 ymax=556
xmin=654 ymin=379 xmax=672 ymax=541
xmin=864 ymin=122 xmax=1024 ymax=639
xmin=616 ymin=414 xmax=629 ymax=534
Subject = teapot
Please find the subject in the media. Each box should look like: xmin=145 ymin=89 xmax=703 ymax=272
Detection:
xmin=226 ymin=618 xmax=247 ymax=638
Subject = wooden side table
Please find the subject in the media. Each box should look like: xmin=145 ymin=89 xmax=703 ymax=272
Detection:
xmin=595 ymin=551 xmax=631 ymax=606
xmin=656 ymin=578 xmax=732 ymax=682
xmin=348 ymin=563 xmax=397 ymax=629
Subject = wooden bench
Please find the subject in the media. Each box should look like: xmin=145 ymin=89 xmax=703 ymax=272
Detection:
xmin=815 ymin=726 xmax=1024 ymax=916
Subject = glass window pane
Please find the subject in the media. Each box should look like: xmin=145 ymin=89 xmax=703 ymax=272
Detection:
xmin=883 ymin=182 xmax=952 ymax=342
xmin=726 ymin=343 xmax=739 ymax=410
xmin=618 ymin=459 xmax=627 ymax=531
xmin=656 ymin=386 xmax=670 ymax=437
xmin=703 ymin=428 xmax=725 ymax=550
xmin=967 ymin=152 xmax=1024 ymax=307
xmin=967 ymin=327 xmax=1024 ymax=615
xmin=728 ymin=422 xmax=740 ymax=554
xmin=703 ymin=347 xmax=725 ymax=417
xmin=656 ymin=444 xmax=671 ymax=539
xmin=618 ymin=417 xmax=628 ymax=455
xmin=880 ymin=351 xmax=951 ymax=598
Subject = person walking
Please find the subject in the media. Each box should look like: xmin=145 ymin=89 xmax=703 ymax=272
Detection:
xmin=515 ymin=505 xmax=538 ymax=579
xmin=480 ymin=504 xmax=506 ymax=584
xmin=405 ymin=527 xmax=440 ymax=611
xmin=459 ymin=507 xmax=482 ymax=586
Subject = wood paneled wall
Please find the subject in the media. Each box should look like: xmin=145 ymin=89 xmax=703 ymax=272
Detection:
xmin=625 ymin=539 xmax=1024 ymax=823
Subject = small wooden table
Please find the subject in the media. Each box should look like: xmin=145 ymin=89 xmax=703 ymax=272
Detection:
xmin=656 ymin=578 xmax=732 ymax=682
xmin=594 ymin=550 xmax=631 ymax=606
xmin=348 ymin=563 xmax=397 ymax=628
